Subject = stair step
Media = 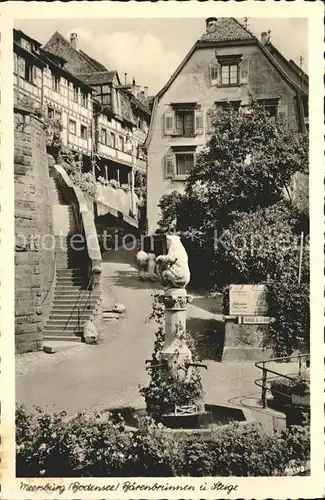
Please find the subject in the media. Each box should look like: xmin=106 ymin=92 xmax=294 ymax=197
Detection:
xmin=44 ymin=335 xmax=81 ymax=343
xmin=44 ymin=326 xmax=84 ymax=333
xmin=43 ymin=341 xmax=81 ymax=353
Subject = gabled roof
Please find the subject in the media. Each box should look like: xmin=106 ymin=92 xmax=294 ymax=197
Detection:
xmin=78 ymin=49 xmax=108 ymax=73
xmin=43 ymin=31 xmax=111 ymax=75
xmin=145 ymin=17 xmax=307 ymax=147
xmin=264 ymin=41 xmax=308 ymax=95
xmin=199 ymin=17 xmax=254 ymax=43
xmin=77 ymin=70 xmax=118 ymax=86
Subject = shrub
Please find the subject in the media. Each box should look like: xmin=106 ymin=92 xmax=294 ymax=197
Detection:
xmin=267 ymin=279 xmax=309 ymax=357
xmin=270 ymin=372 xmax=310 ymax=405
xmin=16 ymin=404 xmax=310 ymax=477
xmin=120 ymin=183 xmax=129 ymax=192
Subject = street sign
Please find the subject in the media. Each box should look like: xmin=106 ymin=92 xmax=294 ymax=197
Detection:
xmin=240 ymin=316 xmax=274 ymax=325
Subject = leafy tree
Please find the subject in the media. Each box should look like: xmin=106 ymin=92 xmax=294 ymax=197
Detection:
xmin=158 ymin=98 xmax=309 ymax=287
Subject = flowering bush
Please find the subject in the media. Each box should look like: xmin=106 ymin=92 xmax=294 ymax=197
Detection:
xmin=16 ymin=403 xmax=310 ymax=477
xmin=121 ymin=183 xmax=129 ymax=192
xmin=109 ymin=179 xmax=120 ymax=189
xmin=43 ymin=117 xmax=63 ymax=149
xmin=71 ymin=171 xmax=97 ymax=200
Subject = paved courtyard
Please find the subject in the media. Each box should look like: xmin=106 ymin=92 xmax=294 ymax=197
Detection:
xmin=16 ymin=246 xmax=299 ymax=429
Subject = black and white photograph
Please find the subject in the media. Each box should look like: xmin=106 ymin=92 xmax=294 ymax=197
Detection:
xmin=0 ymin=1 xmax=323 ymax=498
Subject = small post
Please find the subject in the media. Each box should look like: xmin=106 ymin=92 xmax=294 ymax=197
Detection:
xmin=261 ymin=361 xmax=267 ymax=408
xmin=298 ymin=355 xmax=302 ymax=375
xmin=104 ymin=165 xmax=108 ymax=182
xmin=298 ymin=231 xmax=304 ymax=285
xmin=77 ymin=307 xmax=80 ymax=333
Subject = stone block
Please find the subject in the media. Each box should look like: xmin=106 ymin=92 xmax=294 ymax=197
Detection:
xmin=15 ymin=323 xmax=41 ymax=335
xmin=15 ymin=252 xmax=39 ymax=265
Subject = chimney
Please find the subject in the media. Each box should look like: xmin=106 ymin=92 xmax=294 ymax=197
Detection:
xmin=135 ymin=85 xmax=141 ymax=98
xmin=70 ymin=33 xmax=78 ymax=50
xmin=124 ymin=73 xmax=127 ymax=84
xmin=261 ymin=31 xmax=269 ymax=45
xmin=206 ymin=17 xmax=217 ymax=32
xmin=140 ymin=90 xmax=145 ymax=101
xmin=144 ymin=86 xmax=148 ymax=100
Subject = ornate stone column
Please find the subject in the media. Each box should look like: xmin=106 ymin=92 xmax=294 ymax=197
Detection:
xmin=160 ymin=288 xmax=193 ymax=382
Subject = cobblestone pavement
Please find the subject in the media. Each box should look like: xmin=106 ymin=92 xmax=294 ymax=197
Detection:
xmin=16 ymin=246 xmax=300 ymax=424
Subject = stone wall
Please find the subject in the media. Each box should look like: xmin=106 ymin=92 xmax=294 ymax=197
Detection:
xmin=15 ymin=110 xmax=55 ymax=353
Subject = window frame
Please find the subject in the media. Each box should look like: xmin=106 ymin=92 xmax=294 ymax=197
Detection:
xmin=101 ymin=128 xmax=107 ymax=145
xmin=52 ymin=73 xmax=60 ymax=93
xmin=80 ymin=91 xmax=88 ymax=107
xmin=220 ymin=63 xmax=240 ymax=87
xmin=80 ymin=124 xmax=88 ymax=140
xmin=73 ymin=85 xmax=79 ymax=103
xmin=174 ymin=151 xmax=195 ymax=179
xmin=69 ymin=119 xmax=77 ymax=136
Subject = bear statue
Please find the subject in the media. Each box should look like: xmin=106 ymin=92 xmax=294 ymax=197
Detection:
xmin=156 ymin=234 xmax=190 ymax=290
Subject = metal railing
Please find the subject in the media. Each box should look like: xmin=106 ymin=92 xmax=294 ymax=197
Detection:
xmin=63 ymin=269 xmax=95 ymax=336
xmin=255 ymin=353 xmax=309 ymax=408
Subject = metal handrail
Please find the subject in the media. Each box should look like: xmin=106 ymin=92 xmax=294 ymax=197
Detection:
xmin=254 ymin=353 xmax=309 ymax=408
xmin=63 ymin=269 xmax=95 ymax=334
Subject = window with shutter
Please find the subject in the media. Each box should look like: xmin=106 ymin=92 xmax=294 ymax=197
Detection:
xmin=164 ymin=155 xmax=175 ymax=178
xmin=209 ymin=64 xmax=219 ymax=85
xmin=164 ymin=110 xmax=174 ymax=135
xmin=278 ymin=104 xmax=288 ymax=122
xmin=195 ymin=109 xmax=204 ymax=135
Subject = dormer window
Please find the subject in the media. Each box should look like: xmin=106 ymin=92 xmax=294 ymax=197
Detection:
xmin=21 ymin=38 xmax=31 ymax=52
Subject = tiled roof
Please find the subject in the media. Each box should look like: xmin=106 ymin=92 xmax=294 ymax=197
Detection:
xmin=78 ymin=49 xmax=108 ymax=72
xmin=77 ymin=71 xmax=117 ymax=85
xmin=200 ymin=17 xmax=254 ymax=43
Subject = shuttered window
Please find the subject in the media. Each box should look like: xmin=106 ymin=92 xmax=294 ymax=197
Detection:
xmin=164 ymin=155 xmax=175 ymax=178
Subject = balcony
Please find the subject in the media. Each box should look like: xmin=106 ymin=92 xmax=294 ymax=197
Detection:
xmin=96 ymin=182 xmax=139 ymax=228
xmin=97 ymin=142 xmax=147 ymax=172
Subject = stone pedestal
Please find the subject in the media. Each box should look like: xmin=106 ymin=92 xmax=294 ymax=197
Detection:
xmin=160 ymin=288 xmax=193 ymax=381
xmin=223 ymin=316 xmax=272 ymax=361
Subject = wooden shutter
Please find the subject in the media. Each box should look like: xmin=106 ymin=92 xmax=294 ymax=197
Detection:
xmin=209 ymin=64 xmax=216 ymax=82
xmin=164 ymin=110 xmax=174 ymax=135
xmin=240 ymin=59 xmax=249 ymax=84
xmin=195 ymin=109 xmax=204 ymax=135
xmin=278 ymin=104 xmax=288 ymax=122
xmin=164 ymin=154 xmax=175 ymax=178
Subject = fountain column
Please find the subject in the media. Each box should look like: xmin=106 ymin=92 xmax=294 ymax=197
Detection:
xmin=160 ymin=288 xmax=193 ymax=381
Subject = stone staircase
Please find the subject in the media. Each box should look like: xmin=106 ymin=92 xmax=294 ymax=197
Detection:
xmin=44 ymin=177 xmax=101 ymax=344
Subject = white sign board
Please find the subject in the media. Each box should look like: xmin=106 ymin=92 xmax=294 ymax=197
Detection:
xmin=229 ymin=284 xmax=268 ymax=316
xmin=241 ymin=316 xmax=273 ymax=325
